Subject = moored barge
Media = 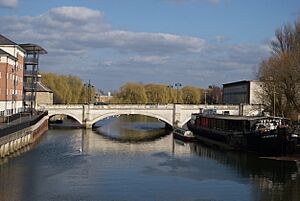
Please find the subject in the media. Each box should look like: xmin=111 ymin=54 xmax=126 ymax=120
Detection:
xmin=187 ymin=112 xmax=298 ymax=156
xmin=173 ymin=127 xmax=197 ymax=142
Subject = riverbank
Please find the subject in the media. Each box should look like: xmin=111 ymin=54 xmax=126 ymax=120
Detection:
xmin=0 ymin=112 xmax=49 ymax=158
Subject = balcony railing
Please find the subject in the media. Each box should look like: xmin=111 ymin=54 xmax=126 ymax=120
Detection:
xmin=24 ymin=70 xmax=39 ymax=77
xmin=23 ymin=83 xmax=37 ymax=90
xmin=24 ymin=57 xmax=38 ymax=64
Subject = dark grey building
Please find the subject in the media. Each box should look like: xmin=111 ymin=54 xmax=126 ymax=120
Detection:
xmin=223 ymin=80 xmax=263 ymax=105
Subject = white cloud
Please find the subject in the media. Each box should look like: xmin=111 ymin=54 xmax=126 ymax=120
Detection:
xmin=0 ymin=6 xmax=270 ymax=90
xmin=0 ymin=0 xmax=18 ymax=8
xmin=0 ymin=6 xmax=205 ymax=56
xmin=102 ymin=56 xmax=169 ymax=66
xmin=129 ymin=55 xmax=169 ymax=65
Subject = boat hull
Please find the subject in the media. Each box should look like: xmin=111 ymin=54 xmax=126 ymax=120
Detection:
xmin=173 ymin=132 xmax=197 ymax=142
xmin=187 ymin=121 xmax=297 ymax=156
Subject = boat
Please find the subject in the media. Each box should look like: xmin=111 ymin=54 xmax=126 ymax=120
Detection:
xmin=187 ymin=111 xmax=299 ymax=156
xmin=173 ymin=127 xmax=197 ymax=142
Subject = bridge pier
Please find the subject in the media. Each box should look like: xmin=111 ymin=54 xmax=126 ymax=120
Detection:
xmin=83 ymin=104 xmax=93 ymax=129
xmin=83 ymin=121 xmax=93 ymax=129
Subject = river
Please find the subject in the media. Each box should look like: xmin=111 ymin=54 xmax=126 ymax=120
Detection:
xmin=0 ymin=115 xmax=299 ymax=201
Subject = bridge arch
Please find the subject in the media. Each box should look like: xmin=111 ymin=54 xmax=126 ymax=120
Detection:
xmin=47 ymin=111 xmax=83 ymax=125
xmin=90 ymin=111 xmax=173 ymax=127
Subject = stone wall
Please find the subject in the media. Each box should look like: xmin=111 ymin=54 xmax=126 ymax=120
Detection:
xmin=36 ymin=91 xmax=53 ymax=105
xmin=0 ymin=116 xmax=48 ymax=158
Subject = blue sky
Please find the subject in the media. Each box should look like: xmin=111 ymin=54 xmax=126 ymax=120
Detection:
xmin=0 ymin=0 xmax=299 ymax=92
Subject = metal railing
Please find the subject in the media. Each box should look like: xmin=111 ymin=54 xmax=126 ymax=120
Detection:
xmin=24 ymin=57 xmax=38 ymax=64
xmin=24 ymin=70 xmax=39 ymax=77
xmin=0 ymin=111 xmax=48 ymax=138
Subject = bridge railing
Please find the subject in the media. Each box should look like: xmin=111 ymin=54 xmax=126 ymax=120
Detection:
xmin=39 ymin=104 xmax=177 ymax=110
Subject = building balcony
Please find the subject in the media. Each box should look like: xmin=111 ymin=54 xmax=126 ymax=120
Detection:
xmin=24 ymin=70 xmax=39 ymax=77
xmin=24 ymin=57 xmax=38 ymax=65
xmin=23 ymin=83 xmax=37 ymax=91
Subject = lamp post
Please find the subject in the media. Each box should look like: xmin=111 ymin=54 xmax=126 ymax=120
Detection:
xmin=84 ymin=80 xmax=94 ymax=105
xmin=204 ymin=90 xmax=207 ymax=106
xmin=273 ymin=85 xmax=276 ymax=117
xmin=265 ymin=77 xmax=276 ymax=117
xmin=175 ymin=83 xmax=182 ymax=104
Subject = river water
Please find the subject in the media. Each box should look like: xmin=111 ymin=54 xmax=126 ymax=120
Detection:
xmin=0 ymin=115 xmax=299 ymax=201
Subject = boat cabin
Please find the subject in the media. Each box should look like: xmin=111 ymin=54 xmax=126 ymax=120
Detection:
xmin=191 ymin=113 xmax=290 ymax=133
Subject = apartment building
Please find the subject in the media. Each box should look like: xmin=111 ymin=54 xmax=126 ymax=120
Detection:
xmin=0 ymin=35 xmax=25 ymax=115
xmin=0 ymin=35 xmax=47 ymax=116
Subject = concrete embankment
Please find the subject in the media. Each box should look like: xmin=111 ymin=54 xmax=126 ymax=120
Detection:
xmin=0 ymin=112 xmax=48 ymax=158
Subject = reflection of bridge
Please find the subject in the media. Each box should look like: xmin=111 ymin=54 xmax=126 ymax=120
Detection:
xmin=39 ymin=104 xmax=262 ymax=128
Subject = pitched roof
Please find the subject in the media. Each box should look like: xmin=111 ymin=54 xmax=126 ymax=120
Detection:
xmin=0 ymin=34 xmax=17 ymax=45
xmin=36 ymin=81 xmax=53 ymax=93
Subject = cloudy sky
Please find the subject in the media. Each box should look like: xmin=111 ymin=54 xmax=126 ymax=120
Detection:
xmin=0 ymin=0 xmax=299 ymax=92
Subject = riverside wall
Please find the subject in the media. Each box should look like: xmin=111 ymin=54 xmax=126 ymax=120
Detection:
xmin=0 ymin=114 xmax=48 ymax=158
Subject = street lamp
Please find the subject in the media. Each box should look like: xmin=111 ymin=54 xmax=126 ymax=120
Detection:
xmin=84 ymin=80 xmax=94 ymax=105
xmin=167 ymin=85 xmax=173 ymax=104
xmin=264 ymin=77 xmax=276 ymax=117
xmin=175 ymin=83 xmax=182 ymax=104
xmin=273 ymin=86 xmax=276 ymax=117
xmin=204 ymin=90 xmax=207 ymax=105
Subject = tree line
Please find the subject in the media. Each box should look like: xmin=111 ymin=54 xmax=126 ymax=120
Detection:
xmin=41 ymin=73 xmax=222 ymax=105
xmin=110 ymin=82 xmax=222 ymax=104
xmin=258 ymin=19 xmax=300 ymax=119
xmin=41 ymin=73 xmax=96 ymax=104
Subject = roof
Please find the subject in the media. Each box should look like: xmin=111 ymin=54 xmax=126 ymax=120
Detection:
xmin=196 ymin=114 xmax=288 ymax=121
xmin=0 ymin=48 xmax=17 ymax=61
xmin=223 ymin=80 xmax=250 ymax=87
xmin=19 ymin=43 xmax=47 ymax=54
xmin=0 ymin=34 xmax=17 ymax=45
xmin=36 ymin=82 xmax=53 ymax=93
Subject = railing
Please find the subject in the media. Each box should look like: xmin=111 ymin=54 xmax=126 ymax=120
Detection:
xmin=23 ymin=82 xmax=37 ymax=89
xmin=0 ymin=111 xmax=48 ymax=138
xmin=24 ymin=57 xmax=38 ymax=64
xmin=24 ymin=70 xmax=39 ymax=77
xmin=40 ymin=104 xmax=205 ymax=110
xmin=0 ymin=108 xmax=35 ymax=121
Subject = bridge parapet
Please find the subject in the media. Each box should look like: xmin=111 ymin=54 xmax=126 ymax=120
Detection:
xmin=38 ymin=104 xmax=263 ymax=129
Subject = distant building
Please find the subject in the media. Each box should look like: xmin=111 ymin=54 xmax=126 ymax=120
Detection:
xmin=36 ymin=81 xmax=53 ymax=105
xmin=223 ymin=80 xmax=263 ymax=105
xmin=95 ymin=92 xmax=113 ymax=103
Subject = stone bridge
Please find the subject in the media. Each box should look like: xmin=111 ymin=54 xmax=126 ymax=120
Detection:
xmin=38 ymin=104 xmax=263 ymax=129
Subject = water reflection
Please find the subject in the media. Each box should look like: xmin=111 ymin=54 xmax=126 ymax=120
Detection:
xmin=93 ymin=115 xmax=171 ymax=142
xmin=0 ymin=115 xmax=299 ymax=201
xmin=174 ymin=142 xmax=300 ymax=201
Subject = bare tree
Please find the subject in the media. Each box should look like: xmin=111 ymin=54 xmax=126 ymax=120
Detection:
xmin=258 ymin=19 xmax=300 ymax=118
